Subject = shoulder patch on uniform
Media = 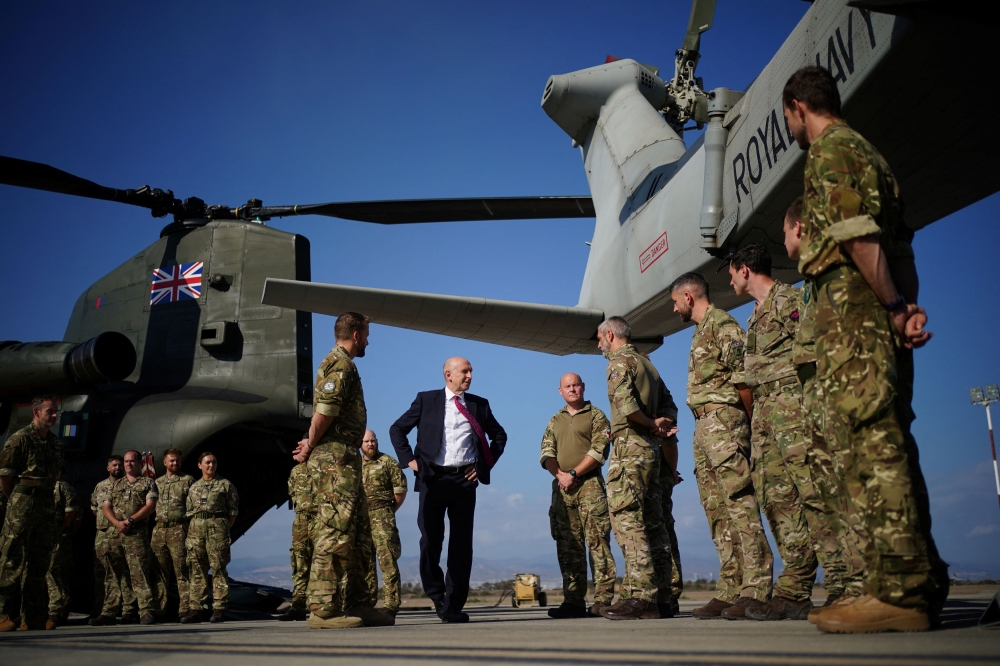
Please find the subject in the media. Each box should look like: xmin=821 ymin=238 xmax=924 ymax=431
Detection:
xmin=610 ymin=371 xmax=620 ymax=381
xmin=790 ymin=309 xmax=799 ymax=321
xmin=323 ymin=381 xmax=335 ymax=391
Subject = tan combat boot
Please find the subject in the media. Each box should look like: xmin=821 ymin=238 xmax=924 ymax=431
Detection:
xmin=307 ymin=605 xmax=364 ymax=629
xmin=808 ymin=594 xmax=853 ymax=624
xmin=816 ymin=594 xmax=930 ymax=633
xmin=345 ymin=604 xmax=395 ymax=627
xmin=0 ymin=617 xmax=17 ymax=632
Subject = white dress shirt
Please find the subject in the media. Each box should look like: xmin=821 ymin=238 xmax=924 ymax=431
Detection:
xmin=435 ymin=387 xmax=477 ymax=466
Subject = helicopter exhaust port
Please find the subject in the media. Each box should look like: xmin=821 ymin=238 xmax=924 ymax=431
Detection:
xmin=0 ymin=332 xmax=137 ymax=394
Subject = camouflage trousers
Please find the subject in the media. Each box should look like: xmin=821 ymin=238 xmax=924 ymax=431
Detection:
xmin=605 ymin=431 xmax=672 ymax=603
xmin=103 ymin=527 xmax=156 ymax=616
xmin=94 ymin=527 xmax=133 ymax=617
xmin=657 ymin=453 xmax=683 ymax=604
xmin=366 ymin=505 xmax=402 ymax=611
xmin=692 ymin=405 xmax=773 ymax=603
xmin=187 ymin=517 xmax=231 ymax=611
xmin=46 ymin=529 xmax=74 ymax=616
xmin=152 ymin=523 xmax=190 ymax=614
xmin=813 ymin=270 xmax=937 ymax=611
xmin=548 ymin=473 xmax=616 ymax=606
xmin=801 ymin=375 xmax=867 ymax=598
xmin=307 ymin=441 xmax=372 ymax=613
xmin=750 ymin=383 xmax=819 ymax=601
xmin=290 ymin=511 xmax=316 ymax=611
xmin=0 ymin=489 xmax=56 ymax=623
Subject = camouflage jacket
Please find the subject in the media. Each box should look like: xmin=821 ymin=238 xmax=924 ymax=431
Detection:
xmin=0 ymin=423 xmax=63 ymax=488
xmin=92 ymin=477 xmax=117 ymax=530
xmin=186 ymin=476 xmax=239 ymax=518
xmin=606 ymin=344 xmax=677 ymax=437
xmin=108 ymin=475 xmax=158 ymax=522
xmin=362 ymin=451 xmax=407 ymax=508
xmin=539 ymin=402 xmax=610 ymax=472
xmin=686 ymin=305 xmax=746 ymax=409
xmin=313 ymin=345 xmax=367 ymax=448
xmin=53 ymin=479 xmax=80 ymax=529
xmin=154 ymin=473 xmax=194 ymax=522
xmin=288 ymin=462 xmax=318 ymax=514
xmin=744 ymin=282 xmax=802 ymax=388
xmin=800 ymin=119 xmax=914 ymax=278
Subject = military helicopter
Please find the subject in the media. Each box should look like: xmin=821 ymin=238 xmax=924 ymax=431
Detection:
xmin=261 ymin=0 xmax=1000 ymax=353
xmin=1 ymin=0 xmax=996 ymax=610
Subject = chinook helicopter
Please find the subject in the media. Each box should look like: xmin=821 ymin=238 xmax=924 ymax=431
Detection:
xmin=1 ymin=0 xmax=997 ymax=610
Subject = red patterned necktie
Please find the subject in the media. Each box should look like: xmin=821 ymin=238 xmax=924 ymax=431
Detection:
xmin=453 ymin=395 xmax=494 ymax=469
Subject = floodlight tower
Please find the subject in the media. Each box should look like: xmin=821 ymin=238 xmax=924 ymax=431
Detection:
xmin=970 ymin=384 xmax=1000 ymax=514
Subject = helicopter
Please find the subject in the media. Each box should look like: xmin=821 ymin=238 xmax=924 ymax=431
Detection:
xmin=1 ymin=0 xmax=997 ymax=611
xmin=261 ymin=0 xmax=1000 ymax=352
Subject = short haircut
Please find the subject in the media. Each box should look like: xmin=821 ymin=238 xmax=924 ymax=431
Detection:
xmin=107 ymin=454 xmax=124 ymax=465
xmin=163 ymin=448 xmax=182 ymax=460
xmin=31 ymin=394 xmax=59 ymax=410
xmin=598 ymin=316 xmax=632 ymax=342
xmin=123 ymin=449 xmax=141 ymax=461
xmin=198 ymin=451 xmax=216 ymax=463
xmin=669 ymin=272 xmax=710 ymax=300
xmin=785 ymin=196 xmax=804 ymax=225
xmin=334 ymin=311 xmax=370 ymax=341
xmin=730 ymin=243 xmax=772 ymax=277
xmin=782 ymin=66 xmax=842 ymax=117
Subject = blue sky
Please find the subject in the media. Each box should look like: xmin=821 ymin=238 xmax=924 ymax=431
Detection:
xmin=2 ymin=1 xmax=998 ymax=581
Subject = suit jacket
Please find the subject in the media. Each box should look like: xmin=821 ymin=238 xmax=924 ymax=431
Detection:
xmin=389 ymin=389 xmax=507 ymax=492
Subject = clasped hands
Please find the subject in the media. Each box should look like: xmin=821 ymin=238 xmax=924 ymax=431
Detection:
xmin=891 ymin=304 xmax=932 ymax=349
xmin=292 ymin=438 xmax=311 ymax=463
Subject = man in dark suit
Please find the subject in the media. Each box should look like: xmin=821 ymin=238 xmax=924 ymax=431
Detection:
xmin=389 ymin=357 xmax=507 ymax=623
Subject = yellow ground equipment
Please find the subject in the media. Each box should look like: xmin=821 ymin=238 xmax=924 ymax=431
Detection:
xmin=511 ymin=573 xmax=547 ymax=608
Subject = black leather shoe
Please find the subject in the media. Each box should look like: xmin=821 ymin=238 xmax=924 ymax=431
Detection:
xmin=547 ymin=603 xmax=588 ymax=619
xmin=439 ymin=611 xmax=470 ymax=623
xmin=656 ymin=602 xmax=676 ymax=618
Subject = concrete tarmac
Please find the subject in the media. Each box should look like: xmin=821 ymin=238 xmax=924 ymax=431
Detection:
xmin=2 ymin=598 xmax=998 ymax=665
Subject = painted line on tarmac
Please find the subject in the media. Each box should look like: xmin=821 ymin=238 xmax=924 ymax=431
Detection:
xmin=6 ymin=639 xmax=995 ymax=665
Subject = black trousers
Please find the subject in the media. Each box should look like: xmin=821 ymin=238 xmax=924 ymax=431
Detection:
xmin=417 ymin=470 xmax=477 ymax=614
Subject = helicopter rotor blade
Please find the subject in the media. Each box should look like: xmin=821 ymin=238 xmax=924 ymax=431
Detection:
xmin=251 ymin=197 xmax=595 ymax=224
xmin=681 ymin=0 xmax=717 ymax=53
xmin=0 ymin=155 xmax=184 ymax=217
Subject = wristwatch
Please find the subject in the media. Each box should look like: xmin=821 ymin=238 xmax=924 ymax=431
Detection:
xmin=568 ymin=469 xmax=577 ymax=478
xmin=126 ymin=517 xmax=135 ymax=526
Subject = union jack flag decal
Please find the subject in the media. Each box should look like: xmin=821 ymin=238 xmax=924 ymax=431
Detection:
xmin=150 ymin=262 xmax=203 ymax=305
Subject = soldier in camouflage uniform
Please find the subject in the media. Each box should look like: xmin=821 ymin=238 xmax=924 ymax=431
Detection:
xmin=151 ymin=448 xmax=194 ymax=619
xmin=361 ymin=430 xmax=407 ymax=616
xmin=0 ymin=395 xmax=63 ymax=631
xmin=179 ymin=452 xmax=238 ymax=624
xmin=783 ymin=198 xmax=869 ymax=618
xmin=293 ymin=312 xmax=389 ymax=630
xmin=103 ymin=449 xmax=158 ymax=624
xmin=729 ymin=242 xmax=851 ymax=621
xmin=89 ymin=455 xmax=134 ymax=625
xmin=540 ymin=373 xmax=616 ymax=619
xmin=670 ymin=273 xmax=773 ymax=620
xmin=782 ymin=66 xmax=946 ymax=633
xmin=280 ymin=461 xmax=317 ymax=621
xmin=596 ymin=317 xmax=677 ymax=620
xmin=47 ymin=475 xmax=81 ymax=625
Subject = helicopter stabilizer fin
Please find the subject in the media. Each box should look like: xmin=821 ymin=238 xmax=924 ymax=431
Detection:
xmin=262 ymin=278 xmax=615 ymax=356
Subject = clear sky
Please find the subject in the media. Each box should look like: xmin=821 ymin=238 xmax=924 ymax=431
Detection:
xmin=2 ymin=1 xmax=998 ymax=580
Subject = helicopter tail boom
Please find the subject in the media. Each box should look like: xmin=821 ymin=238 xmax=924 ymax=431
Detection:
xmin=261 ymin=278 xmax=663 ymax=356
